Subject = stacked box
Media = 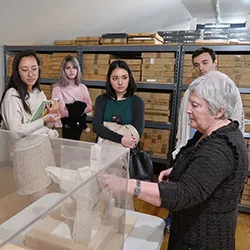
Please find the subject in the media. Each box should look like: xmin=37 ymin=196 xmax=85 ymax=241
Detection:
xmin=141 ymin=52 xmax=175 ymax=84
xmin=182 ymin=54 xmax=197 ymax=85
xmin=127 ymin=33 xmax=163 ymax=45
xmin=110 ymin=58 xmax=142 ymax=82
xmin=53 ymin=40 xmax=76 ymax=45
xmin=51 ymin=53 xmax=77 ymax=78
xmin=229 ymin=27 xmax=250 ymax=42
xmin=141 ymin=128 xmax=170 ymax=158
xmin=137 ymin=92 xmax=171 ymax=123
xmin=101 ymin=38 xmax=127 ymax=45
xmin=7 ymin=54 xmax=54 ymax=78
xmin=218 ymin=55 xmax=250 ymax=87
xmin=245 ymin=139 xmax=250 ymax=170
xmin=241 ymin=94 xmax=250 ymax=121
xmin=158 ymin=30 xmax=201 ymax=44
xmin=39 ymin=54 xmax=53 ymax=78
xmin=7 ymin=56 xmax=14 ymax=76
xmin=75 ymin=36 xmax=100 ymax=45
xmin=40 ymin=84 xmax=52 ymax=100
xmin=240 ymin=175 xmax=250 ymax=207
xmin=240 ymin=139 xmax=250 ymax=207
xmin=82 ymin=54 xmax=114 ymax=80
xmin=80 ymin=123 xmax=97 ymax=143
xmin=100 ymin=33 xmax=127 ymax=45
xmin=88 ymin=88 xmax=105 ymax=115
xmin=203 ymin=23 xmax=229 ymax=41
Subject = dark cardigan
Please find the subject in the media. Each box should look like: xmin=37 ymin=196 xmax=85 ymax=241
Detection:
xmin=92 ymin=94 xmax=144 ymax=143
xmin=159 ymin=121 xmax=248 ymax=250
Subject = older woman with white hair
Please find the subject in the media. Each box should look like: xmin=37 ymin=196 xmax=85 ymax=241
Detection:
xmin=100 ymin=71 xmax=248 ymax=250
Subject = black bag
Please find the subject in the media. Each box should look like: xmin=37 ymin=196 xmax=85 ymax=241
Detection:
xmin=129 ymin=150 xmax=153 ymax=182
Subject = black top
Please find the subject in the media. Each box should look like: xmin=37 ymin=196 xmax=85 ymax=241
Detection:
xmin=92 ymin=94 xmax=144 ymax=143
xmin=158 ymin=121 xmax=248 ymax=250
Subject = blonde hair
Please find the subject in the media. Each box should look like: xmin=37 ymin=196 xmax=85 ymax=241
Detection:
xmin=57 ymin=55 xmax=82 ymax=86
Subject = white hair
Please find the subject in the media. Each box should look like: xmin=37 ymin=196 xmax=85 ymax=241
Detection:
xmin=188 ymin=71 xmax=240 ymax=119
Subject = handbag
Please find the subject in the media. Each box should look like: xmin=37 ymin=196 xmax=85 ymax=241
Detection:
xmin=129 ymin=149 xmax=153 ymax=182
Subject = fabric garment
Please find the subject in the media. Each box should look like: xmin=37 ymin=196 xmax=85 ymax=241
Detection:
xmin=52 ymin=83 xmax=92 ymax=128
xmin=1 ymin=88 xmax=58 ymax=139
xmin=92 ymin=94 xmax=144 ymax=143
xmin=61 ymin=118 xmax=84 ymax=140
xmin=97 ymin=122 xmax=140 ymax=145
xmin=13 ymin=138 xmax=54 ymax=195
xmin=61 ymin=101 xmax=88 ymax=140
xmin=158 ymin=121 xmax=248 ymax=250
xmin=173 ymin=84 xmax=245 ymax=159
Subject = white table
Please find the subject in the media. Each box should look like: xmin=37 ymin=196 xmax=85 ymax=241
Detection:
xmin=0 ymin=193 xmax=165 ymax=250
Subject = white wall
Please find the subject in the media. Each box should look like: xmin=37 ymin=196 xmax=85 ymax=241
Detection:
xmin=1 ymin=0 xmax=250 ymax=96
xmin=0 ymin=0 xmax=191 ymax=45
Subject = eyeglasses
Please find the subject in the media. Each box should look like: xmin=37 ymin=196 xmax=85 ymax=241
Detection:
xmin=18 ymin=68 xmax=39 ymax=75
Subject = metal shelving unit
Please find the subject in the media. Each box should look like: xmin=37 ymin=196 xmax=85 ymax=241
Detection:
xmin=183 ymin=44 xmax=250 ymax=53
xmin=238 ymin=204 xmax=250 ymax=213
xmin=4 ymin=44 xmax=182 ymax=167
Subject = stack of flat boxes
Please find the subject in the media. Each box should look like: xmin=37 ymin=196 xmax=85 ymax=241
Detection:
xmin=82 ymin=54 xmax=112 ymax=81
xmin=181 ymin=54 xmax=197 ymax=104
xmin=127 ymin=33 xmax=163 ymax=45
xmin=75 ymin=36 xmax=100 ymax=45
xmin=241 ymin=139 xmax=250 ymax=207
xmin=7 ymin=56 xmax=14 ymax=76
xmin=218 ymin=55 xmax=250 ymax=133
xmin=39 ymin=54 xmax=53 ymax=79
xmin=158 ymin=30 xmax=200 ymax=44
xmin=137 ymin=92 xmax=171 ymax=123
xmin=182 ymin=54 xmax=197 ymax=85
xmin=7 ymin=53 xmax=54 ymax=78
xmin=141 ymin=52 xmax=175 ymax=84
xmin=53 ymin=40 xmax=76 ymax=45
xmin=240 ymin=177 xmax=250 ymax=207
xmin=141 ymin=128 xmax=170 ymax=159
xmin=40 ymin=85 xmax=52 ymax=100
xmin=241 ymin=94 xmax=250 ymax=133
xmin=101 ymin=37 xmax=127 ymax=45
xmin=110 ymin=58 xmax=141 ymax=82
xmin=138 ymin=92 xmax=171 ymax=159
xmin=218 ymin=55 xmax=250 ymax=88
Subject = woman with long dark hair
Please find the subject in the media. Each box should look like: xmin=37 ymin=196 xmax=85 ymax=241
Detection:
xmin=0 ymin=49 xmax=60 ymax=203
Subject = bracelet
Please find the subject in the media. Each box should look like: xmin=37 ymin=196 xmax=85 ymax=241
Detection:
xmin=134 ymin=179 xmax=141 ymax=197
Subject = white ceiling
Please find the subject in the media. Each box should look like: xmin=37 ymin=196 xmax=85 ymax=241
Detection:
xmin=0 ymin=0 xmax=249 ymax=44
xmin=182 ymin=0 xmax=250 ymax=21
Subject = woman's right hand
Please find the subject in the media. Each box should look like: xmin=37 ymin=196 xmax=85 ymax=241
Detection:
xmin=158 ymin=168 xmax=173 ymax=182
xmin=42 ymin=112 xmax=61 ymax=124
xmin=121 ymin=135 xmax=136 ymax=148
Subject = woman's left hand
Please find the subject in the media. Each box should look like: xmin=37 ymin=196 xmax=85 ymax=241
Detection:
xmin=47 ymin=99 xmax=59 ymax=114
xmin=97 ymin=174 xmax=127 ymax=195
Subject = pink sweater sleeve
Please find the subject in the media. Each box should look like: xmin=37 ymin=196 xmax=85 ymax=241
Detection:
xmin=51 ymin=86 xmax=69 ymax=118
xmin=80 ymin=84 xmax=92 ymax=114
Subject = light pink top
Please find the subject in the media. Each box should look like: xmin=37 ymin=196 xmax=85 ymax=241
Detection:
xmin=52 ymin=83 xmax=92 ymax=128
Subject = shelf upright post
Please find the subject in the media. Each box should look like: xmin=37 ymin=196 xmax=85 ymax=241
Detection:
xmin=3 ymin=45 xmax=8 ymax=87
xmin=167 ymin=44 xmax=185 ymax=167
xmin=77 ymin=45 xmax=83 ymax=74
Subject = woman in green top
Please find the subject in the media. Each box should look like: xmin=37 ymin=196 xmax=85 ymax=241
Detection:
xmin=92 ymin=60 xmax=144 ymax=148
